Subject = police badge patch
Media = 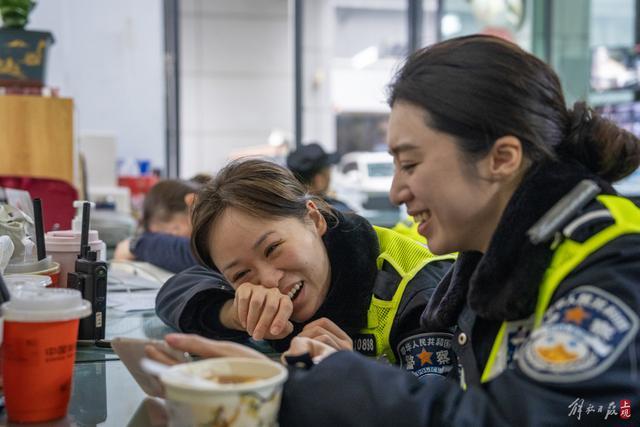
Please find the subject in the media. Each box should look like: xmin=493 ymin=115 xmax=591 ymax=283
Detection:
xmin=396 ymin=332 xmax=455 ymax=379
xmin=518 ymin=286 xmax=639 ymax=383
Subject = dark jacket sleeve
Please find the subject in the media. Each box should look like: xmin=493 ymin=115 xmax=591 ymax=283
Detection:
xmin=132 ymin=232 xmax=197 ymax=273
xmin=279 ymin=235 xmax=640 ymax=426
xmin=280 ymin=351 xmax=511 ymax=427
xmin=391 ymin=259 xmax=454 ymax=347
xmin=155 ymin=265 xmax=248 ymax=340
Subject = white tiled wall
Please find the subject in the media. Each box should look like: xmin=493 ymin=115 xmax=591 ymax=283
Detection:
xmin=179 ymin=0 xmax=293 ymax=178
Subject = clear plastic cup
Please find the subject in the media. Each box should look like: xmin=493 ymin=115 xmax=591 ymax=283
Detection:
xmin=161 ymin=357 xmax=288 ymax=427
xmin=1 ymin=287 xmax=91 ymax=423
xmin=4 ymin=256 xmax=61 ymax=288
xmin=4 ymin=274 xmax=52 ymax=293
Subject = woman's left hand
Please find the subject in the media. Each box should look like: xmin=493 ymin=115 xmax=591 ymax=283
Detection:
xmin=281 ymin=336 xmax=337 ymax=365
xmin=296 ymin=317 xmax=353 ymax=351
xmin=145 ymin=333 xmax=269 ymax=365
xmin=114 ymin=239 xmax=135 ymax=261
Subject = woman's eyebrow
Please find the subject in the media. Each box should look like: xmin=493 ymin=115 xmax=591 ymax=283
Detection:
xmin=221 ymin=231 xmax=276 ymax=273
xmin=389 ymin=142 xmax=419 ymax=156
xmin=222 ymin=259 xmax=239 ymax=274
xmin=253 ymin=231 xmax=275 ymax=250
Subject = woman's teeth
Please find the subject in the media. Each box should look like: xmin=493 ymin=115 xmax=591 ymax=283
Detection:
xmin=414 ymin=211 xmax=430 ymax=223
xmin=288 ymin=282 xmax=304 ymax=300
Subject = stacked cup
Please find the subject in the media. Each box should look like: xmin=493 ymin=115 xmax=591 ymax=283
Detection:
xmin=4 ymin=256 xmax=61 ymax=288
xmin=4 ymin=274 xmax=51 ymax=292
xmin=1 ymin=287 xmax=91 ymax=422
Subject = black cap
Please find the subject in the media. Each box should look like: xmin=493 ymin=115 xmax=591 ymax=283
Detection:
xmin=286 ymin=143 xmax=339 ymax=181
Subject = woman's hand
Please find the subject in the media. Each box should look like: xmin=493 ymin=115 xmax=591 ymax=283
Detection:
xmin=144 ymin=333 xmax=269 ymax=366
xmin=281 ymin=336 xmax=337 ymax=365
xmin=114 ymin=239 xmax=135 ymax=261
xmin=296 ymin=317 xmax=353 ymax=351
xmin=223 ymin=282 xmax=294 ymax=341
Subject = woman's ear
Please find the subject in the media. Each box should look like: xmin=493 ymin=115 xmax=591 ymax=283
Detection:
xmin=486 ymin=136 xmax=524 ymax=181
xmin=306 ymin=200 xmax=327 ymax=236
xmin=184 ymin=193 xmax=196 ymax=209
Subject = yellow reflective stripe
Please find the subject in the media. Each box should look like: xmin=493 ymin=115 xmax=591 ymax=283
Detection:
xmin=391 ymin=218 xmax=428 ymax=244
xmin=534 ymin=195 xmax=640 ymax=327
xmin=480 ymin=195 xmax=640 ymax=384
xmin=480 ymin=322 xmax=507 ymax=383
xmin=363 ymin=226 xmax=456 ymax=363
xmin=373 ymin=226 xmax=443 ymax=273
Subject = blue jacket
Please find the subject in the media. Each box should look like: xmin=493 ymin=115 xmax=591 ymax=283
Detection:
xmin=131 ymin=232 xmax=197 ymax=273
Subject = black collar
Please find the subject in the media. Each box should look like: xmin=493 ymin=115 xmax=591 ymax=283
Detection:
xmin=421 ymin=160 xmax=615 ymax=330
xmin=307 ymin=211 xmax=380 ymax=333
xmin=268 ymin=212 xmax=379 ymax=352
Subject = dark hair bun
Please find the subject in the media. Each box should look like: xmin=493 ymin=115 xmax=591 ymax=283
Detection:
xmin=562 ymin=101 xmax=640 ymax=183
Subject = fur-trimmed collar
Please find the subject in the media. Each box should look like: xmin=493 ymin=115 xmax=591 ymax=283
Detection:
xmin=308 ymin=211 xmax=380 ymax=333
xmin=422 ymin=160 xmax=615 ymax=330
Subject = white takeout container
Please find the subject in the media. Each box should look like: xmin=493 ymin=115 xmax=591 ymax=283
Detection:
xmin=160 ymin=357 xmax=288 ymax=427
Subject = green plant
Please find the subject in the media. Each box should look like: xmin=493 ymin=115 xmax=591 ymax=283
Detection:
xmin=0 ymin=0 xmax=36 ymax=30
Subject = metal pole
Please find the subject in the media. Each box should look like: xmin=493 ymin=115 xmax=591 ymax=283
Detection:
xmin=436 ymin=0 xmax=443 ymax=42
xmin=164 ymin=0 xmax=180 ymax=178
xmin=636 ymin=0 xmax=640 ymax=100
xmin=294 ymin=0 xmax=303 ymax=148
xmin=544 ymin=0 xmax=553 ymax=63
xmin=408 ymin=0 xmax=423 ymax=53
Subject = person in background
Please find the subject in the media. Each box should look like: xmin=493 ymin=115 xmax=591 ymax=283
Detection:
xmin=113 ymin=179 xmax=200 ymax=273
xmin=286 ymin=142 xmax=353 ymax=213
xmin=154 ymin=158 xmax=454 ymax=374
xmin=150 ymin=35 xmax=640 ymax=426
xmin=189 ymin=173 xmax=214 ymax=186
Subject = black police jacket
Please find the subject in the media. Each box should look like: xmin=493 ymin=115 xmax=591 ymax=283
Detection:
xmin=278 ymin=161 xmax=640 ymax=426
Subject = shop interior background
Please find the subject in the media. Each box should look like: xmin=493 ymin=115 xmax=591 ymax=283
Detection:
xmin=27 ymin=0 xmax=640 ymax=227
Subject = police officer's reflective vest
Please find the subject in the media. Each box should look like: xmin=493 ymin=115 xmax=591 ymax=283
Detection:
xmin=469 ymin=195 xmax=640 ymax=386
xmin=391 ymin=217 xmax=428 ymax=244
xmin=357 ymin=226 xmax=456 ymax=363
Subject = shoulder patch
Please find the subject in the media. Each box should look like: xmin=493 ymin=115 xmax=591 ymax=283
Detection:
xmin=396 ymin=332 xmax=455 ymax=379
xmin=518 ymin=286 xmax=639 ymax=383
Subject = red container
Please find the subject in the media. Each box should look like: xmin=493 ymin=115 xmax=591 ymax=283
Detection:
xmin=1 ymin=287 xmax=91 ymax=423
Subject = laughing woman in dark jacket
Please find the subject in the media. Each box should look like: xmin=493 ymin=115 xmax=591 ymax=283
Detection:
xmin=155 ymin=158 xmax=454 ymax=374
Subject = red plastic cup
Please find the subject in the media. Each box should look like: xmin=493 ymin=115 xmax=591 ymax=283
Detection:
xmin=1 ymin=287 xmax=91 ymax=423
xmin=4 ymin=274 xmax=52 ymax=292
xmin=38 ymin=261 xmax=61 ymax=288
xmin=4 ymin=256 xmax=61 ymax=287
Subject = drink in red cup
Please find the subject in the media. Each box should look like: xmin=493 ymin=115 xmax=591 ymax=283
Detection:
xmin=4 ymin=256 xmax=61 ymax=287
xmin=4 ymin=274 xmax=51 ymax=292
xmin=37 ymin=260 xmax=61 ymax=287
xmin=1 ymin=287 xmax=91 ymax=422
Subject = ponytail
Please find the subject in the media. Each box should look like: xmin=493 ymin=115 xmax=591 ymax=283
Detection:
xmin=558 ymin=101 xmax=640 ymax=183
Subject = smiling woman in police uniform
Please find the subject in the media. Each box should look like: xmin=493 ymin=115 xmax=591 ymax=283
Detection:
xmin=151 ymin=35 xmax=640 ymax=426
xmin=155 ymin=158 xmax=455 ymax=375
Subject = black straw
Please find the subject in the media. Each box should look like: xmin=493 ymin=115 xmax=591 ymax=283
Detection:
xmin=33 ymin=198 xmax=47 ymax=261
xmin=0 ymin=272 xmax=9 ymax=303
xmin=80 ymin=202 xmax=91 ymax=259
